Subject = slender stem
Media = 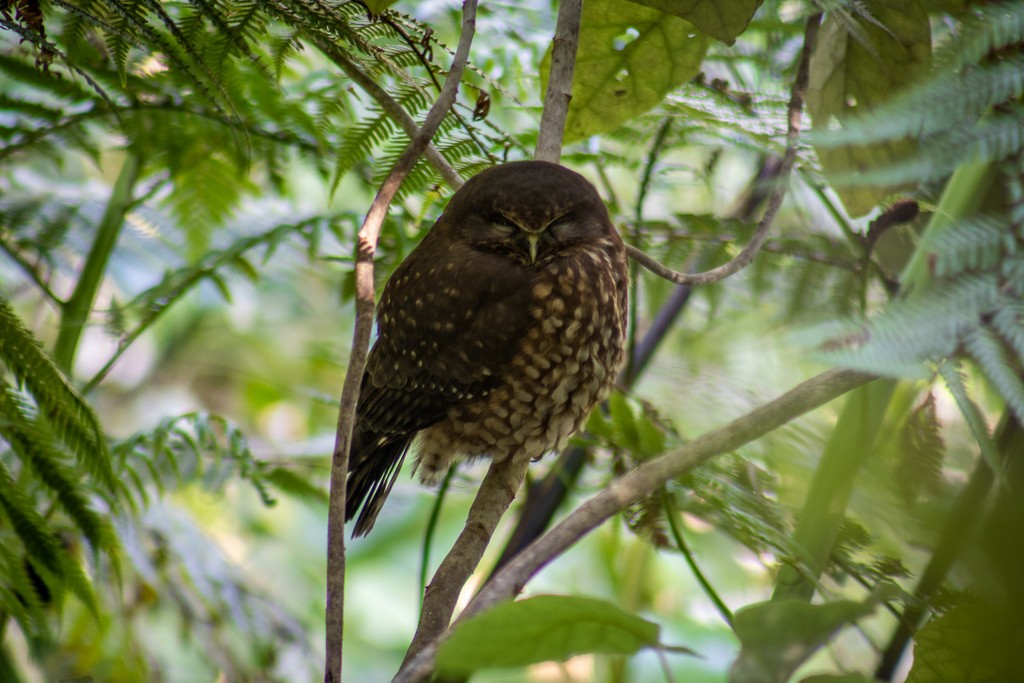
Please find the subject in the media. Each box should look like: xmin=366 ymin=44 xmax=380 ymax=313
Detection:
xmin=535 ymin=0 xmax=583 ymax=163
xmin=52 ymin=153 xmax=143 ymax=374
xmin=875 ymin=410 xmax=1014 ymax=680
xmin=662 ymin=490 xmax=733 ymax=627
xmin=323 ymin=3 xmax=478 ymax=681
xmin=900 ymin=160 xmax=995 ymax=294
xmin=420 ymin=465 xmax=457 ymax=600
xmin=626 ymin=13 xmax=822 ymax=287
xmin=0 ymin=236 xmax=61 ymax=306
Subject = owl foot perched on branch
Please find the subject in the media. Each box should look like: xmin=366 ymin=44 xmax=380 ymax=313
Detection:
xmin=346 ymin=161 xmax=628 ymax=536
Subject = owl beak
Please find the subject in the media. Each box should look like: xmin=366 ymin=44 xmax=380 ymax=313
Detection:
xmin=526 ymin=234 xmax=539 ymax=264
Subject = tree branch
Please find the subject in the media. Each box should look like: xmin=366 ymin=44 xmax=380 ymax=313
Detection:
xmin=625 ymin=13 xmax=822 ymax=286
xmin=323 ymin=3 xmax=477 ymax=681
xmin=535 ymin=0 xmax=583 ymax=163
xmin=394 ymin=367 xmax=875 ymax=683
xmin=400 ymin=456 xmax=530 ymax=669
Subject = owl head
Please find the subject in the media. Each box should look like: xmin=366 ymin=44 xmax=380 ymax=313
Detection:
xmin=438 ymin=161 xmax=616 ymax=266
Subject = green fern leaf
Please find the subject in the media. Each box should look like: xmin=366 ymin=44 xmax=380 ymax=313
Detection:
xmin=965 ymin=327 xmax=1024 ymax=426
xmin=0 ymin=383 xmax=115 ymax=553
xmin=0 ymin=297 xmax=115 ymax=491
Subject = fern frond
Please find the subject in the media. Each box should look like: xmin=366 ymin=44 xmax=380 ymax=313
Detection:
xmin=0 ymin=297 xmax=115 ymax=491
xmin=851 ymin=109 xmax=1024 ymax=186
xmin=964 ymin=327 xmax=1024 ymax=426
xmin=112 ymin=412 xmax=278 ymax=505
xmin=0 ymin=458 xmax=66 ymax=578
xmin=956 ymin=2 xmax=1024 ymax=67
xmin=818 ymin=56 xmax=1024 ymax=145
xmin=992 ymin=304 xmax=1024 ymax=362
xmin=0 ymin=383 xmax=115 ymax=553
xmin=819 ymin=274 xmax=1004 ymax=377
xmin=895 ymin=391 xmax=945 ymax=501
xmin=938 ymin=361 xmax=1002 ymax=474
xmin=0 ymin=540 xmax=48 ymax=636
xmin=929 ymin=215 xmax=1012 ymax=277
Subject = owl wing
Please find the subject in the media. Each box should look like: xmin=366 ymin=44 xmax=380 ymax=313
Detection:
xmin=346 ymin=237 xmax=535 ymax=535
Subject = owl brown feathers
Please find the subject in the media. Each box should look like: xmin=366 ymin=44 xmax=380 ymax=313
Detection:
xmin=345 ymin=161 xmax=628 ymax=536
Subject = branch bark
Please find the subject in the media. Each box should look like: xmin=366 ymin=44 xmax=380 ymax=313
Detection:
xmin=400 ymin=456 xmax=530 ymax=668
xmin=535 ymin=0 xmax=583 ymax=163
xmin=323 ymin=3 xmax=478 ymax=681
xmin=394 ymin=368 xmax=876 ymax=683
xmin=625 ymin=13 xmax=822 ymax=286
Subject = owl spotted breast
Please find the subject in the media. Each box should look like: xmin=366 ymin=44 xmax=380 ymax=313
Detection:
xmin=346 ymin=160 xmax=628 ymax=536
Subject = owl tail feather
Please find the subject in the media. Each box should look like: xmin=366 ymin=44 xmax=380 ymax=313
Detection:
xmin=346 ymin=431 xmax=415 ymax=537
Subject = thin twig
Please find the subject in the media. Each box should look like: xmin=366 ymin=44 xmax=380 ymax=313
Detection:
xmin=420 ymin=465 xmax=457 ymax=599
xmin=626 ymin=14 xmax=822 ymax=286
xmin=394 ymin=368 xmax=875 ymax=683
xmin=323 ymin=3 xmax=477 ymax=681
xmin=535 ymin=0 xmax=583 ymax=163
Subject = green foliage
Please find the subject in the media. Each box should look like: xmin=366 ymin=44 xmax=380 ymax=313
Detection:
xmin=548 ymin=0 xmax=709 ymax=142
xmin=905 ymin=603 xmax=1024 ymax=683
xmin=730 ymin=587 xmax=894 ymax=683
xmin=113 ymin=412 xmax=279 ymax=507
xmin=2 ymin=0 xmax=1022 ymax=680
xmin=436 ymin=594 xmax=661 ymax=676
xmin=0 ymin=297 xmax=113 ymax=489
xmin=807 ymin=0 xmax=932 ymax=216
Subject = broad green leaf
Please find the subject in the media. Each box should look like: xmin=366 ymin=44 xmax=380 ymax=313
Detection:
xmin=436 ymin=595 xmax=661 ymax=676
xmin=729 ymin=592 xmax=889 ymax=683
xmin=807 ymin=0 xmax=932 ymax=216
xmin=625 ymin=0 xmax=763 ymax=44
xmin=906 ymin=604 xmax=1024 ymax=683
xmin=546 ymin=0 xmax=709 ymax=142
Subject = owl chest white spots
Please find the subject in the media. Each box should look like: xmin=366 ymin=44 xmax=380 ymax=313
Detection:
xmin=414 ymin=244 xmax=626 ymax=484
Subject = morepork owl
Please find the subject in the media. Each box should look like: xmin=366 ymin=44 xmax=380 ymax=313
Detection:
xmin=346 ymin=161 xmax=628 ymax=536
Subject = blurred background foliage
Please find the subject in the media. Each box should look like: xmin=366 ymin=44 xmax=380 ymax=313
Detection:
xmin=0 ymin=0 xmax=1022 ymax=681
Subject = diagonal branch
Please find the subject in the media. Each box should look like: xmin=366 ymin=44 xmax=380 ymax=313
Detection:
xmin=401 ymin=456 xmax=530 ymax=668
xmin=394 ymin=368 xmax=875 ymax=683
xmin=626 ymin=13 xmax=822 ymax=286
xmin=323 ymin=2 xmax=478 ymax=681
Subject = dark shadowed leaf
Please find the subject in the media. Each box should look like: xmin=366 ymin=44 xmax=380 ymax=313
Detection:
xmin=730 ymin=588 xmax=894 ymax=683
xmin=906 ymin=603 xmax=1024 ymax=683
xmin=807 ymin=0 xmax=932 ymax=216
